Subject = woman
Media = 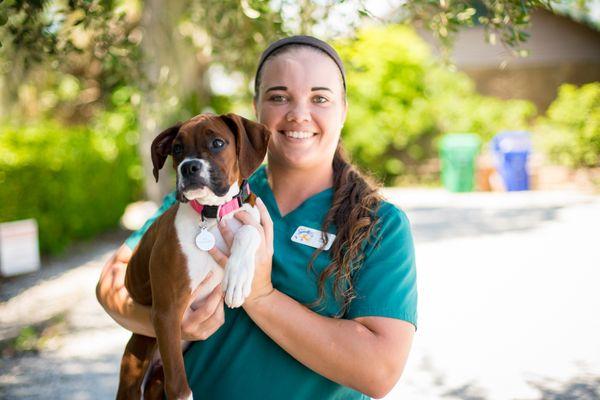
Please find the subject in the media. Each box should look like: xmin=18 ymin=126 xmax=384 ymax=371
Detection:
xmin=97 ymin=35 xmax=417 ymax=399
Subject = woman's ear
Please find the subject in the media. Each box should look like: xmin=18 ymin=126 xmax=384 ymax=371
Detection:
xmin=252 ymin=98 xmax=258 ymax=120
xmin=151 ymin=123 xmax=182 ymax=182
xmin=342 ymin=98 xmax=348 ymax=125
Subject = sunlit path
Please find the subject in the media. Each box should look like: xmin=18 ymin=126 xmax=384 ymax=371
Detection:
xmin=386 ymin=189 xmax=600 ymax=400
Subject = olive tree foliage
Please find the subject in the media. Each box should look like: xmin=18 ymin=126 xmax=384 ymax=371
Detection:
xmin=0 ymin=0 xmax=142 ymax=122
xmin=399 ymin=0 xmax=591 ymax=57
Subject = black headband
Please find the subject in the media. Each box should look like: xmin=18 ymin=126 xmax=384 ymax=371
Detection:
xmin=254 ymin=35 xmax=346 ymax=95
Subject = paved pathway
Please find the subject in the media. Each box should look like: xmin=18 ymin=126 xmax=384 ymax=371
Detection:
xmin=1 ymin=190 xmax=599 ymax=399
xmin=387 ymin=189 xmax=600 ymax=400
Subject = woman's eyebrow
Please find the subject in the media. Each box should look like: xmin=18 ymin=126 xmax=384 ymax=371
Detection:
xmin=266 ymin=86 xmax=287 ymax=92
xmin=265 ymin=85 xmax=333 ymax=92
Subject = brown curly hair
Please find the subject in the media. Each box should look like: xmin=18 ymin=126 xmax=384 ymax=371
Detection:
xmin=307 ymin=145 xmax=383 ymax=316
xmin=255 ymin=44 xmax=383 ymax=316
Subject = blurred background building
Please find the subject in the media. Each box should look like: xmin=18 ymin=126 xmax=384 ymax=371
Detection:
xmin=428 ymin=8 xmax=600 ymax=111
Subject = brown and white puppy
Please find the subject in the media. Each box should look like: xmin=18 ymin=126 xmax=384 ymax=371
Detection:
xmin=116 ymin=113 xmax=271 ymax=400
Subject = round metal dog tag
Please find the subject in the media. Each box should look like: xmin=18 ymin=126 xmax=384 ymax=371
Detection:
xmin=195 ymin=229 xmax=215 ymax=251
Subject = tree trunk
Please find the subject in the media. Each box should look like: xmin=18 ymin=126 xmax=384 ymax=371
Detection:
xmin=138 ymin=0 xmax=211 ymax=203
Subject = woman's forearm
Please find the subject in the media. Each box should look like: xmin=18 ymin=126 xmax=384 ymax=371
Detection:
xmin=102 ymin=287 xmax=156 ymax=338
xmin=96 ymin=244 xmax=156 ymax=338
xmin=243 ymin=289 xmax=410 ymax=398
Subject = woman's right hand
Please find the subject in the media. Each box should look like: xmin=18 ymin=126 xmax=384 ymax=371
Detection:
xmin=181 ymin=272 xmax=225 ymax=341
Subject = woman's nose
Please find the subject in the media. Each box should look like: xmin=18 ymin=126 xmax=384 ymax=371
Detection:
xmin=286 ymin=102 xmax=311 ymax=123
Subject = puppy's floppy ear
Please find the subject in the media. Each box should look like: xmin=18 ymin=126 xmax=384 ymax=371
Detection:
xmin=220 ymin=113 xmax=271 ymax=179
xmin=151 ymin=122 xmax=182 ymax=182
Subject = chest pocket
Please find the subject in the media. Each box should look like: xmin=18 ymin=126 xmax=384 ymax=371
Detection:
xmin=271 ymin=224 xmax=343 ymax=318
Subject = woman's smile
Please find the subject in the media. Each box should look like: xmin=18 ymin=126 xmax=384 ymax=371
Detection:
xmin=280 ymin=130 xmax=316 ymax=140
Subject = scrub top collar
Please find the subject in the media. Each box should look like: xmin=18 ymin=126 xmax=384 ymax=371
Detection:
xmin=254 ymin=166 xmax=334 ymax=220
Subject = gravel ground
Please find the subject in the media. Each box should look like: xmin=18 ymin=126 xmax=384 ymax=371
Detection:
xmin=0 ymin=231 xmax=131 ymax=399
xmin=1 ymin=189 xmax=599 ymax=400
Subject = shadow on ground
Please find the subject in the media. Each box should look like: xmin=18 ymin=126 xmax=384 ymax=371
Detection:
xmin=527 ymin=375 xmax=600 ymax=400
xmin=443 ymin=382 xmax=488 ymax=400
xmin=437 ymin=374 xmax=600 ymax=400
xmin=407 ymin=206 xmax=563 ymax=242
xmin=0 ymin=352 xmax=120 ymax=399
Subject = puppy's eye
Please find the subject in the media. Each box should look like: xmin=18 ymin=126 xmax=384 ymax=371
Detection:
xmin=172 ymin=143 xmax=183 ymax=156
xmin=211 ymin=138 xmax=226 ymax=149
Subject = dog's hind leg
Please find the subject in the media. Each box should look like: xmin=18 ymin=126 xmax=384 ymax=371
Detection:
xmin=143 ymin=362 xmax=165 ymax=400
xmin=116 ymin=334 xmax=157 ymax=400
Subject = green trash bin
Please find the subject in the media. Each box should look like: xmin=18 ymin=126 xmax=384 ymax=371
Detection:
xmin=439 ymin=133 xmax=481 ymax=192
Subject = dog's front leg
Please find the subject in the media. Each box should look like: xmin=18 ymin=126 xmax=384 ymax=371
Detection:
xmin=222 ymin=224 xmax=261 ymax=308
xmin=151 ymin=287 xmax=192 ymax=400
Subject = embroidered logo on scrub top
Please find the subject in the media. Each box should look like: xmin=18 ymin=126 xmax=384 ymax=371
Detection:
xmin=291 ymin=226 xmax=336 ymax=250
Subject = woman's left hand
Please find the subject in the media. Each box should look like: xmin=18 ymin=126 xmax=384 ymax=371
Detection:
xmin=208 ymin=197 xmax=275 ymax=306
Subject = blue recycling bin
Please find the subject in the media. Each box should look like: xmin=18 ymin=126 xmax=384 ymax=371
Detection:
xmin=490 ymin=131 xmax=532 ymax=191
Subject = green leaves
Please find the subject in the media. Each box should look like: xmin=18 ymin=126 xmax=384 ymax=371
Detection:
xmin=535 ymin=83 xmax=600 ymax=168
xmin=0 ymin=0 xmax=142 ymax=119
xmin=337 ymin=25 xmax=536 ymax=185
xmin=397 ymin=0 xmax=591 ymax=57
xmin=0 ymin=105 xmax=142 ymax=253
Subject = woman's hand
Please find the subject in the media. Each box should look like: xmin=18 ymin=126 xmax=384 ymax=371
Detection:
xmin=209 ymin=197 xmax=275 ymax=306
xmin=97 ymin=244 xmax=225 ymax=341
xmin=181 ymin=271 xmax=225 ymax=341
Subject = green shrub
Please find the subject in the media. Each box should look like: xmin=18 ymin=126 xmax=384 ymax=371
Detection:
xmin=0 ymin=105 xmax=142 ymax=254
xmin=337 ymin=25 xmax=536 ymax=184
xmin=535 ymin=83 xmax=600 ymax=168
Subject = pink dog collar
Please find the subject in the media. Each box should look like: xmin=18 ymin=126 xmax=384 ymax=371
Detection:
xmin=189 ymin=181 xmax=251 ymax=221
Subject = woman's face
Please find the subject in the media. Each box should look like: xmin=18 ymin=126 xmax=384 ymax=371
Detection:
xmin=254 ymin=47 xmax=347 ymax=171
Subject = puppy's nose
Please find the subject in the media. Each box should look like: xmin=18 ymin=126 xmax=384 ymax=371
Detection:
xmin=181 ymin=160 xmax=203 ymax=179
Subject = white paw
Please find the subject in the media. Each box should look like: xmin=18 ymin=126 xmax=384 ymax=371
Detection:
xmin=222 ymin=259 xmax=254 ymax=308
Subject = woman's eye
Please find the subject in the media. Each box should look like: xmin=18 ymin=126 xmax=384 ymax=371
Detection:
xmin=313 ymin=95 xmax=328 ymax=104
xmin=269 ymin=95 xmax=287 ymax=103
xmin=172 ymin=143 xmax=183 ymax=155
xmin=212 ymin=138 xmax=225 ymax=149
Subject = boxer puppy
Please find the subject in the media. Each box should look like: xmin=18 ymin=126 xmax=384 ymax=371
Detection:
xmin=116 ymin=113 xmax=271 ymax=400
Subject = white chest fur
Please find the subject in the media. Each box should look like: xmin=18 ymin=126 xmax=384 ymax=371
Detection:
xmin=174 ymin=202 xmax=260 ymax=303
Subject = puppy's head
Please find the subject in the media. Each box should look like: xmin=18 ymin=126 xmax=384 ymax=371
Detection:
xmin=151 ymin=113 xmax=271 ymax=204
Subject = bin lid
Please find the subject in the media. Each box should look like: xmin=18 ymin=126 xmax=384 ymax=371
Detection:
xmin=491 ymin=131 xmax=531 ymax=154
xmin=440 ymin=133 xmax=481 ymax=150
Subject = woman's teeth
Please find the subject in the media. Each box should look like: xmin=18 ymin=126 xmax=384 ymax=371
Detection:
xmin=282 ymin=131 xmax=315 ymax=139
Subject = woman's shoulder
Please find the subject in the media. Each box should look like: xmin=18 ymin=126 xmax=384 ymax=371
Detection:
xmin=362 ymin=199 xmax=414 ymax=253
xmin=374 ymin=200 xmax=411 ymax=231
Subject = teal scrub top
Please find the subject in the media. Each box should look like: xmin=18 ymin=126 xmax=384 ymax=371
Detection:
xmin=125 ymin=165 xmax=418 ymax=400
